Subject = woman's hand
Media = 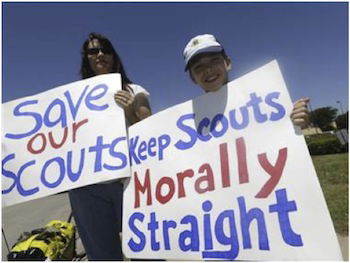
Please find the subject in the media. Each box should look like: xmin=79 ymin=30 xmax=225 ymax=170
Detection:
xmin=290 ymin=97 xmax=310 ymax=129
xmin=114 ymin=90 xmax=135 ymax=110
xmin=114 ymin=90 xmax=139 ymax=124
xmin=114 ymin=90 xmax=151 ymax=125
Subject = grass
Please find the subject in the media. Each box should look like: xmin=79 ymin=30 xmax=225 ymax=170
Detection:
xmin=312 ymin=153 xmax=348 ymax=235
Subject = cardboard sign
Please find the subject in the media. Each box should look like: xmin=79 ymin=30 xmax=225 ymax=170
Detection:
xmin=122 ymin=61 xmax=342 ymax=260
xmin=2 ymin=74 xmax=130 ymax=207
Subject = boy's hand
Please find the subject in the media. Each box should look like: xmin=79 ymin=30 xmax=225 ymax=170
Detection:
xmin=290 ymin=97 xmax=310 ymax=129
xmin=114 ymin=90 xmax=135 ymax=110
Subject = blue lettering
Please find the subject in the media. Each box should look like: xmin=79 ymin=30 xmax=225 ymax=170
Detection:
xmin=203 ymin=210 xmax=239 ymax=260
xmin=163 ymin=220 xmax=177 ymax=250
xmin=2 ymin=154 xmax=39 ymax=196
xmin=238 ymin=196 xmax=269 ymax=250
xmin=88 ymin=136 xmax=110 ymax=172
xmin=179 ymin=215 xmax=199 ymax=251
xmin=67 ymin=149 xmax=85 ymax=182
xmin=147 ymin=137 xmax=157 ymax=157
xmin=229 ymin=106 xmax=249 ymax=130
xmin=17 ymin=160 xmax=39 ymax=196
xmin=269 ymin=188 xmax=303 ymax=246
xmin=138 ymin=141 xmax=147 ymax=161
xmin=41 ymin=157 xmax=65 ymax=188
xmin=246 ymin=93 xmax=268 ymax=123
xmin=64 ymin=85 xmax=89 ymax=121
xmin=210 ymin=114 xmax=228 ymax=138
xmin=5 ymin=100 xmax=42 ymax=139
xmin=148 ymin=212 xmax=160 ymax=251
xmin=158 ymin=134 xmax=170 ymax=160
xmin=85 ymin=84 xmax=109 ymax=111
xmin=104 ymin=137 xmax=128 ymax=170
xmin=202 ymin=200 xmax=213 ymax=250
xmin=123 ymin=193 xmax=301 ymax=259
xmin=43 ymin=98 xmax=67 ymax=128
xmin=265 ymin=92 xmax=286 ymax=121
xmin=174 ymin=113 xmax=197 ymax=150
xmin=129 ymin=136 xmax=140 ymax=165
xmin=197 ymin=117 xmax=211 ymax=142
xmin=128 ymin=212 xmax=146 ymax=252
xmin=2 ymin=154 xmax=17 ymax=194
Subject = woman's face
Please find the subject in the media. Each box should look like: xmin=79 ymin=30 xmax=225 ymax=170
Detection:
xmin=87 ymin=38 xmax=114 ymax=75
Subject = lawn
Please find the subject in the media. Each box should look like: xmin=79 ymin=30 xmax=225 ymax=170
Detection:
xmin=312 ymin=153 xmax=348 ymax=235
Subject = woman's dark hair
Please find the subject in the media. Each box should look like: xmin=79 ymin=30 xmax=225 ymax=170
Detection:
xmin=80 ymin=32 xmax=132 ymax=91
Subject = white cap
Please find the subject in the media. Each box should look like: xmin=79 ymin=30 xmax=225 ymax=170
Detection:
xmin=183 ymin=34 xmax=223 ymax=71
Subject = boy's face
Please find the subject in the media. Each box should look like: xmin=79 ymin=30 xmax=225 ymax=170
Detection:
xmin=189 ymin=52 xmax=231 ymax=92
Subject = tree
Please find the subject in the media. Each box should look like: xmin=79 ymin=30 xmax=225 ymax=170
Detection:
xmin=335 ymin=111 xmax=348 ymax=130
xmin=310 ymin=107 xmax=338 ymax=131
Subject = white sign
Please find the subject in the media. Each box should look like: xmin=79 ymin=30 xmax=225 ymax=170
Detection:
xmin=122 ymin=61 xmax=342 ymax=260
xmin=2 ymin=74 xmax=130 ymax=207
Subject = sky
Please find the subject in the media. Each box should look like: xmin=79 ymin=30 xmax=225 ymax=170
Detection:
xmin=2 ymin=2 xmax=348 ymax=115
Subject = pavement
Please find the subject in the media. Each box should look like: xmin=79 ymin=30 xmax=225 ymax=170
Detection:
xmin=2 ymin=194 xmax=349 ymax=261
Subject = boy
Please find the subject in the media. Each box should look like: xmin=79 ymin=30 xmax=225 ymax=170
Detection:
xmin=183 ymin=34 xmax=310 ymax=128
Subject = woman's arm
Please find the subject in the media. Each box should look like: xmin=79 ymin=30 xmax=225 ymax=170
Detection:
xmin=133 ymin=92 xmax=152 ymax=121
xmin=114 ymin=90 xmax=151 ymax=125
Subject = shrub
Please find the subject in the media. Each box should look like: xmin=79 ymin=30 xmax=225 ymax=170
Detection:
xmin=305 ymin=133 xmax=348 ymax=155
xmin=335 ymin=112 xmax=348 ymax=130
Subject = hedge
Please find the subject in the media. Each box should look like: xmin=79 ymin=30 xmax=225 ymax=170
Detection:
xmin=305 ymin=133 xmax=348 ymax=155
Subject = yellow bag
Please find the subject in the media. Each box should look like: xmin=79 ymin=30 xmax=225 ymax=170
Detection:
xmin=8 ymin=220 xmax=75 ymax=261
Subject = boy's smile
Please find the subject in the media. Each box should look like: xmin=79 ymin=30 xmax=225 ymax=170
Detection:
xmin=189 ymin=52 xmax=231 ymax=92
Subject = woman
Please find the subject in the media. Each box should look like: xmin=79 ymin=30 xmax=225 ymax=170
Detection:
xmin=69 ymin=32 xmax=151 ymax=260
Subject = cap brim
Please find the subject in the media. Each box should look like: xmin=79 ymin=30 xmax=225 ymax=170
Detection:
xmin=184 ymin=46 xmax=223 ymax=71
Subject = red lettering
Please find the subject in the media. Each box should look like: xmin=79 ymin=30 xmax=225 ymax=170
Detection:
xmin=156 ymin=177 xmax=175 ymax=204
xmin=176 ymin=169 xmax=194 ymax=198
xmin=26 ymin=119 xmax=89 ymax=154
xmin=236 ymin=137 xmax=249 ymax=184
xmin=27 ymin=133 xmax=46 ymax=154
xmin=220 ymin=143 xmax=230 ymax=188
xmin=195 ymin=163 xmax=214 ymax=194
xmin=134 ymin=169 xmax=152 ymax=208
xmin=255 ymin=147 xmax=288 ymax=198
xmin=48 ymin=127 xmax=68 ymax=149
xmin=72 ymin=118 xmax=89 ymax=143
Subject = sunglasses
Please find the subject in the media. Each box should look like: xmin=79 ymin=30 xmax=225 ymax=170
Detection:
xmin=86 ymin=47 xmax=113 ymax=55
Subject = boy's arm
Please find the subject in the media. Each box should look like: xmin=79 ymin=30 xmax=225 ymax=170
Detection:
xmin=290 ymin=97 xmax=310 ymax=129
